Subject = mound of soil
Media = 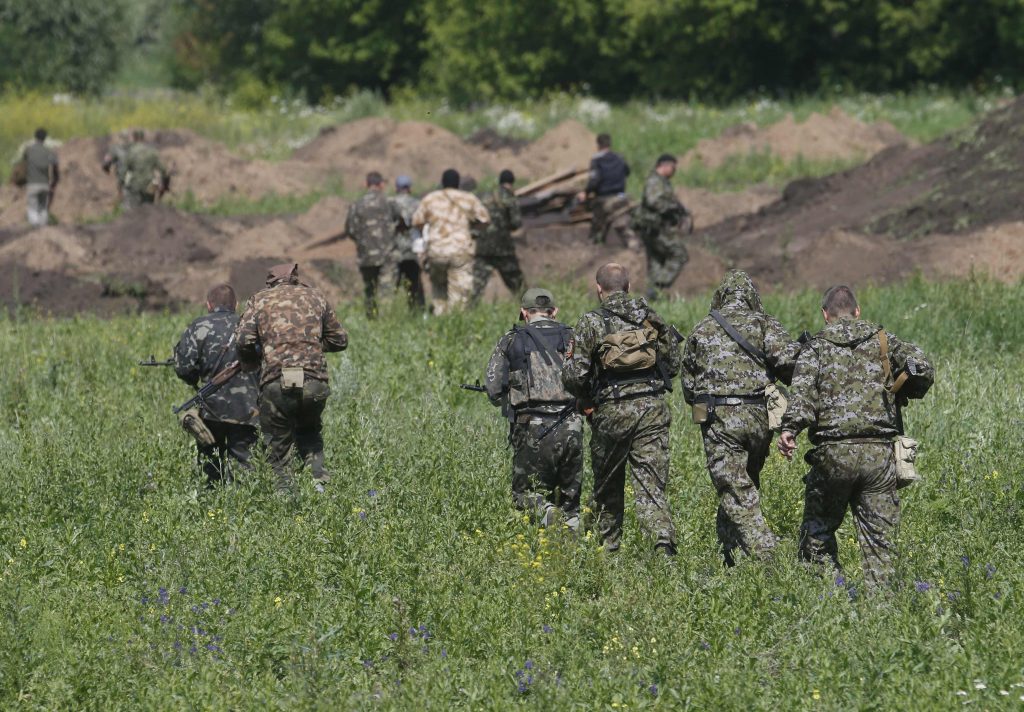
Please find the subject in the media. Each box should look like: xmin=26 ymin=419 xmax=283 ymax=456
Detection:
xmin=681 ymin=107 xmax=906 ymax=168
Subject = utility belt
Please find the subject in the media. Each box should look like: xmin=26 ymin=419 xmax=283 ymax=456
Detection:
xmin=691 ymin=393 xmax=765 ymax=424
xmin=514 ymin=406 xmax=574 ymax=424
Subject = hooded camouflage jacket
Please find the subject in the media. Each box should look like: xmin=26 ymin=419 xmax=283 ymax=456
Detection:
xmin=237 ymin=282 xmax=348 ymax=388
xmin=682 ymin=270 xmax=800 ymax=404
xmin=782 ymin=318 xmax=933 ymax=444
xmin=390 ymin=192 xmax=421 ymax=261
xmin=474 ymin=186 xmax=522 ymax=256
xmin=562 ymin=291 xmax=681 ymax=407
xmin=123 ymin=142 xmax=166 ymax=195
xmin=173 ymin=309 xmax=259 ymax=425
xmin=345 ymin=190 xmax=401 ymax=268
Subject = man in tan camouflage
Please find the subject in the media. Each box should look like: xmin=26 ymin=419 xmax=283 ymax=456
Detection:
xmin=345 ymin=171 xmax=402 ymax=318
xmin=682 ymin=270 xmax=801 ymax=566
xmin=237 ymin=263 xmax=348 ymax=493
xmin=779 ymin=285 xmax=934 ymax=590
xmin=411 ymin=168 xmax=490 ymax=315
xmin=561 ymin=263 xmax=681 ymax=555
xmin=472 ymin=169 xmax=525 ymax=303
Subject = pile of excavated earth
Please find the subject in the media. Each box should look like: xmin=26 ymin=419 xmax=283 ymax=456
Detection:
xmin=0 ymin=101 xmax=1021 ymax=316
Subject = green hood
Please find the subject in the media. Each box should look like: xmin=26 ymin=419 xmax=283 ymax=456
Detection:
xmin=711 ymin=270 xmax=763 ymax=313
xmin=817 ymin=319 xmax=882 ymax=347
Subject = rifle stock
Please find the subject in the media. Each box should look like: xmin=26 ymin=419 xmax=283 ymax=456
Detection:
xmin=173 ymin=361 xmax=241 ymax=414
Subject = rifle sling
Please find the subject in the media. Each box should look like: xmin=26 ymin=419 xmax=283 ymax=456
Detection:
xmin=709 ymin=309 xmax=774 ymax=380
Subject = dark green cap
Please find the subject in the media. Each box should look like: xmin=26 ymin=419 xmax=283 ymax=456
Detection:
xmin=521 ymin=287 xmax=556 ymax=311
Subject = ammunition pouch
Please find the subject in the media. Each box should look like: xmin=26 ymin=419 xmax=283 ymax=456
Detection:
xmin=894 ymin=436 xmax=921 ymax=489
xmin=281 ymin=367 xmax=305 ymax=391
xmin=178 ymin=407 xmax=216 ymax=448
xmin=765 ymin=383 xmax=788 ymax=431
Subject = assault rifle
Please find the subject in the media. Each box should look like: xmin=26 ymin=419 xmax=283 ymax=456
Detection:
xmin=139 ymin=354 xmax=174 ymax=367
xmin=535 ymin=400 xmax=578 ymax=443
xmin=173 ymin=361 xmax=241 ymax=414
xmin=460 ymin=380 xmax=487 ymax=393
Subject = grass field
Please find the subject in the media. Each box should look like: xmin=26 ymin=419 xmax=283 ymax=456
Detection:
xmin=1 ymin=276 xmax=1022 ymax=709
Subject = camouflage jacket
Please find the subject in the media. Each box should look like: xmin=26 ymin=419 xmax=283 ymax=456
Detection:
xmin=124 ymin=142 xmax=166 ymax=195
xmin=474 ymin=186 xmax=522 ymax=256
xmin=638 ymin=171 xmax=688 ymax=229
xmin=345 ymin=190 xmax=401 ymax=268
xmin=390 ymin=192 xmax=421 ymax=261
xmin=485 ymin=316 xmax=574 ymax=415
xmin=411 ymin=188 xmax=490 ymax=260
xmin=682 ymin=270 xmax=800 ymax=403
xmin=237 ymin=282 xmax=348 ymax=388
xmin=173 ymin=309 xmax=259 ymax=425
xmin=782 ymin=319 xmax=934 ymax=444
xmin=562 ymin=291 xmax=681 ymax=408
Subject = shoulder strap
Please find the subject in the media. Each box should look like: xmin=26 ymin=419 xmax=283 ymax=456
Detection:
xmin=878 ymin=329 xmax=910 ymax=394
xmin=710 ymin=309 xmax=771 ymax=376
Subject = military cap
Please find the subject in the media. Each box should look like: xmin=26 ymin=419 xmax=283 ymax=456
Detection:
xmin=395 ymin=175 xmax=412 ymax=189
xmin=521 ymin=287 xmax=557 ymax=311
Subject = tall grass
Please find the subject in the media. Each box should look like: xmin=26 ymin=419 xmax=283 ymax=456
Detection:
xmin=0 ymin=276 xmax=1021 ymax=709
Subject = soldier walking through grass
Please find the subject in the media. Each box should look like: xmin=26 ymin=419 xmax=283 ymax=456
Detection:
xmin=562 ymin=263 xmax=681 ymax=555
xmin=632 ymin=154 xmax=692 ymax=299
xmin=237 ymin=263 xmax=348 ymax=493
xmin=682 ymin=270 xmax=802 ymax=566
xmin=345 ymin=171 xmax=403 ymax=318
xmin=778 ymin=285 xmax=934 ymax=590
xmin=20 ymin=128 xmax=59 ymax=227
xmin=471 ymin=169 xmax=525 ymax=303
xmin=173 ymin=283 xmax=260 ymax=485
xmin=121 ymin=129 xmax=169 ymax=210
xmin=484 ymin=288 xmax=582 ymax=530
xmin=390 ymin=175 xmax=426 ymax=309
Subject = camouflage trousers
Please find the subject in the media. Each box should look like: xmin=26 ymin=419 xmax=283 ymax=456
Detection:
xmin=590 ymin=194 xmax=639 ymax=248
xmin=641 ymin=226 xmax=689 ymax=290
xmin=359 ymin=265 xmax=384 ymax=319
xmin=700 ymin=403 xmax=778 ymax=566
xmin=590 ymin=395 xmax=676 ymax=552
xmin=800 ymin=441 xmax=901 ymax=590
xmin=121 ymin=189 xmax=155 ymax=211
xmin=471 ymin=253 xmax=525 ymax=303
xmin=510 ymin=411 xmax=583 ymax=527
xmin=258 ymin=378 xmax=332 ymax=490
xmin=197 ymin=420 xmax=258 ymax=486
xmin=394 ymin=258 xmax=426 ymax=309
xmin=426 ymin=253 xmax=474 ymax=315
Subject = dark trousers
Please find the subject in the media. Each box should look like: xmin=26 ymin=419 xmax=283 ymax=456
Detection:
xmin=359 ymin=265 xmax=382 ymax=318
xmin=198 ymin=421 xmax=258 ymax=485
xmin=258 ymin=378 xmax=332 ymax=488
xmin=396 ymin=259 xmax=425 ymax=309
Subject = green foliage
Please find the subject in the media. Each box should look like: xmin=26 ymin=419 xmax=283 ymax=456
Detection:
xmin=0 ymin=0 xmax=129 ymax=94
xmin=0 ymin=277 xmax=1023 ymax=708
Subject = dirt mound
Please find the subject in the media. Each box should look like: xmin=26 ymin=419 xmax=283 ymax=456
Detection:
xmin=682 ymin=107 xmax=907 ymax=168
xmin=514 ymin=120 xmax=596 ymax=175
xmin=678 ymin=185 xmax=779 ymax=230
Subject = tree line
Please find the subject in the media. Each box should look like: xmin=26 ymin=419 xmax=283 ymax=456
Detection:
xmin=3 ymin=0 xmax=1023 ymax=102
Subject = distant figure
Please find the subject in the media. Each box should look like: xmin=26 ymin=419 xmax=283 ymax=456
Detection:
xmin=21 ymin=128 xmax=59 ymax=227
xmin=577 ymin=134 xmax=635 ymax=247
xmin=173 ymin=283 xmax=260 ymax=485
xmin=471 ymin=169 xmax=525 ymax=304
xmin=101 ymin=130 xmax=132 ymax=205
xmin=411 ymin=168 xmax=490 ymax=315
xmin=121 ymin=129 xmax=168 ymax=210
xmin=344 ymin=171 xmax=402 ymax=318
xmin=632 ymin=154 xmax=692 ymax=299
xmin=389 ymin=175 xmax=426 ymax=309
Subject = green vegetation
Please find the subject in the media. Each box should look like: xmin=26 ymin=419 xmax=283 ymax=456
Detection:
xmin=1 ymin=276 xmax=1022 ymax=708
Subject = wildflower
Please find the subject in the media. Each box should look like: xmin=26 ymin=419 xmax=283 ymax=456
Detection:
xmin=812 ymin=689 xmax=821 ymax=700
xmin=274 ymin=596 xmax=282 ymax=608
xmin=649 ymin=684 xmax=658 ymax=696
xmin=960 ymin=555 xmax=970 ymax=569
xmin=368 ymin=490 xmax=378 ymax=498
xmin=974 ymin=681 xmax=986 ymax=690
xmin=359 ymin=511 xmax=367 ymax=521
xmin=947 ymin=591 xmax=960 ymax=602
xmin=700 ymin=641 xmax=710 ymax=651
xmin=19 ymin=538 xmax=26 ymax=549
xmin=542 ymin=624 xmax=553 ymax=634
xmin=388 ymin=632 xmax=399 ymax=641
xmin=363 ymin=659 xmax=373 ymax=669
xmin=441 ymin=649 xmax=448 ymax=659
xmin=835 ymin=575 xmax=845 ymax=587
xmin=205 ymin=643 xmax=221 ymax=653
xmin=160 ymin=615 xmax=170 ymax=624
xmin=158 ymin=588 xmax=170 ymax=604
xmin=179 ymin=586 xmax=188 ymax=594
xmin=955 ymin=691 xmax=968 ymax=697
xmin=914 ymin=581 xmax=931 ymax=592
xmin=525 ymin=660 xmax=534 ymax=670
xmin=985 ymin=563 xmax=996 ymax=579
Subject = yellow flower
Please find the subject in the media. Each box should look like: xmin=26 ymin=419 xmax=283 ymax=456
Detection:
xmin=274 ymin=596 xmax=283 ymax=608
xmin=117 ymin=575 xmax=125 ymax=583
xmin=812 ymin=690 xmax=821 ymax=700
xmin=141 ymin=511 xmax=149 ymax=523
xmin=19 ymin=538 xmax=27 ymax=549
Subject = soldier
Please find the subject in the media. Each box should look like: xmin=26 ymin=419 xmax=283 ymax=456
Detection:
xmin=411 ymin=168 xmax=490 ymax=315
xmin=562 ymin=263 xmax=681 ymax=555
xmin=778 ymin=285 xmax=934 ymax=589
xmin=21 ymin=128 xmax=59 ymax=227
xmin=237 ymin=263 xmax=348 ymax=493
xmin=101 ymin=130 xmax=132 ymax=205
xmin=173 ymin=283 xmax=260 ymax=485
xmin=682 ymin=270 xmax=801 ymax=566
xmin=472 ymin=169 xmax=525 ymax=304
xmin=344 ymin=171 xmax=402 ymax=318
xmin=121 ymin=129 xmax=168 ymax=210
xmin=576 ymin=134 xmax=635 ymax=247
xmin=390 ymin=175 xmax=426 ymax=309
xmin=484 ymin=288 xmax=582 ymax=529
xmin=633 ymin=154 xmax=692 ymax=299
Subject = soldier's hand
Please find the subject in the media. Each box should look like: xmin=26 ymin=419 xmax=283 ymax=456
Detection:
xmin=778 ymin=430 xmax=797 ymax=460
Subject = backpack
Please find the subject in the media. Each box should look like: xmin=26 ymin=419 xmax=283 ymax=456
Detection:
xmin=506 ymin=323 xmax=572 ymax=408
xmin=597 ymin=309 xmax=659 ymax=373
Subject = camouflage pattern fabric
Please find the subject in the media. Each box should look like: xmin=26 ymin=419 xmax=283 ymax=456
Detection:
xmin=390 ymin=192 xmax=421 ymax=262
xmin=637 ymin=171 xmax=690 ymax=289
xmin=589 ymin=194 xmax=636 ymax=247
xmin=196 ymin=421 xmax=259 ymax=485
xmin=475 ymin=186 xmax=522 ymax=256
xmin=783 ymin=317 xmax=933 ymax=588
xmin=411 ymin=188 xmax=490 ymax=260
xmin=472 ymin=253 xmax=524 ymax=302
xmin=562 ymin=291 xmax=681 ymax=552
xmin=122 ymin=142 xmax=166 ymax=208
xmin=237 ymin=281 xmax=348 ymax=388
xmin=683 ymin=271 xmax=801 ymax=565
xmin=426 ymin=255 xmax=474 ymax=315
xmin=345 ymin=190 xmax=401 ymax=268
xmin=259 ymin=378 xmax=332 ymax=489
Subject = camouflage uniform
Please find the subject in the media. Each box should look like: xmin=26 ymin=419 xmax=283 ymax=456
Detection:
xmin=237 ymin=270 xmax=348 ymax=490
xmin=485 ymin=313 xmax=582 ymax=526
xmin=173 ymin=308 xmax=260 ymax=484
xmin=472 ymin=186 xmax=524 ymax=301
xmin=122 ymin=142 xmax=167 ymax=210
xmin=411 ymin=188 xmax=490 ymax=315
xmin=562 ymin=291 xmax=681 ymax=552
xmin=390 ymin=192 xmax=426 ymax=308
xmin=682 ymin=271 xmax=800 ymax=565
xmin=782 ymin=318 xmax=933 ymax=589
xmin=636 ymin=170 xmax=690 ymax=290
xmin=585 ymin=149 xmax=636 ymax=247
xmin=345 ymin=190 xmax=401 ymax=317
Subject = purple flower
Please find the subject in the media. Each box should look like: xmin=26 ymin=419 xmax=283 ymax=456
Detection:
xmin=205 ymin=643 xmax=221 ymax=653
xmin=173 ymin=641 xmax=182 ymax=650
xmin=525 ymin=660 xmax=534 ymax=670
xmin=158 ymin=588 xmax=170 ymax=604
xmin=985 ymin=563 xmax=996 ymax=579
xmin=649 ymin=684 xmax=659 ymax=696
xmin=359 ymin=511 xmax=367 ymax=521
xmin=160 ymin=615 xmax=171 ymax=624
xmin=733 ymin=627 xmax=741 ymax=636
xmin=179 ymin=586 xmax=188 ymax=594
xmin=700 ymin=641 xmax=710 ymax=651
xmin=947 ymin=591 xmax=960 ymax=602
xmin=914 ymin=581 xmax=931 ymax=592
xmin=517 ymin=681 xmax=528 ymax=694
xmin=542 ymin=624 xmax=553 ymax=634
xmin=189 ymin=645 xmax=197 ymax=654
xmin=363 ymin=659 xmax=374 ymax=669
xmin=960 ymin=555 xmax=970 ymax=569
xmin=141 ymin=596 xmax=150 ymax=605
xmin=936 ymin=606 xmax=945 ymax=615
xmin=212 ymin=598 xmax=221 ymax=606
xmin=514 ymin=670 xmax=524 ymax=679
xmin=388 ymin=632 xmax=399 ymax=641
xmin=835 ymin=575 xmax=846 ymax=587
xmin=368 ymin=490 xmax=378 ymax=498
xmin=441 ymin=649 xmax=448 ymax=659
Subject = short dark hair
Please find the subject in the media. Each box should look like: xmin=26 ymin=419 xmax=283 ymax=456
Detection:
xmin=526 ymin=306 xmax=556 ymax=317
xmin=597 ymin=133 xmax=612 ymax=149
xmin=366 ymin=171 xmax=384 ymax=186
xmin=206 ymin=283 xmax=237 ymax=311
xmin=596 ymin=263 xmax=629 ymax=292
xmin=822 ymin=285 xmax=858 ymax=317
xmin=35 ymin=128 xmax=47 ymax=142
xmin=499 ymin=169 xmax=515 ymax=185
xmin=656 ymin=153 xmax=677 ymax=166
xmin=442 ymin=168 xmax=460 ymax=189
